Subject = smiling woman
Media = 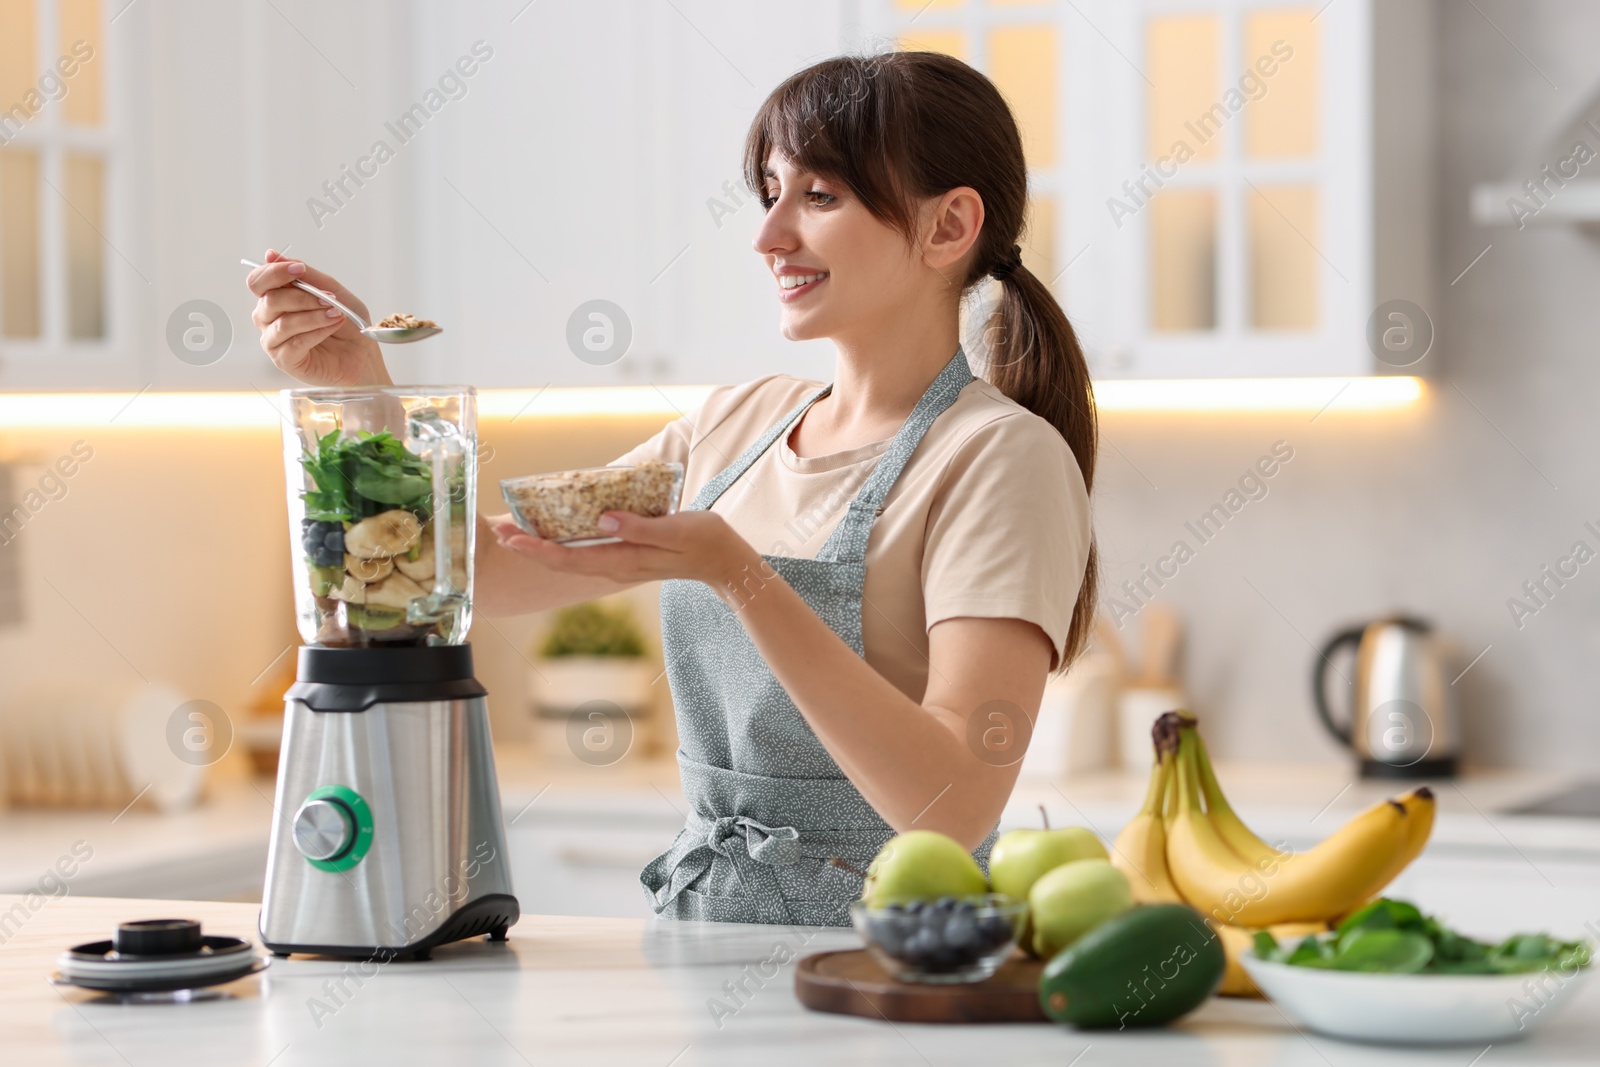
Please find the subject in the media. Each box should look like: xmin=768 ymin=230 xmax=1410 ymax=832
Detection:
xmin=248 ymin=50 xmax=1099 ymax=929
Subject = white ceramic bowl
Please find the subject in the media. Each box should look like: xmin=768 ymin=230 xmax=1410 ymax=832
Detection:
xmin=1241 ymin=954 xmax=1591 ymax=1044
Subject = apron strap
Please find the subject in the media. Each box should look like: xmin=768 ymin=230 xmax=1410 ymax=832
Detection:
xmin=817 ymin=349 xmax=973 ymax=564
xmin=685 ymin=385 xmax=833 ymax=513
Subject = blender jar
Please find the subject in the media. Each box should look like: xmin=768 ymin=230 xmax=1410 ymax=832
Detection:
xmin=282 ymin=386 xmax=477 ymax=647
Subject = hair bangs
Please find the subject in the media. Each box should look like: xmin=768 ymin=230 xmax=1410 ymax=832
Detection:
xmin=742 ymin=56 xmax=914 ymax=237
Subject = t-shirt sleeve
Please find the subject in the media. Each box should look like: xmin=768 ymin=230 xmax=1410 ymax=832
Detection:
xmin=920 ymin=413 xmax=1091 ymax=670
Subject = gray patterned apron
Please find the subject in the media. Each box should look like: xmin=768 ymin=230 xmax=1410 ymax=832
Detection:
xmin=640 ymin=349 xmax=998 ymax=926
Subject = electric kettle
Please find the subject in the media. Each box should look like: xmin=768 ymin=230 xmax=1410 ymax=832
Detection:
xmin=1312 ymin=616 xmax=1460 ymax=779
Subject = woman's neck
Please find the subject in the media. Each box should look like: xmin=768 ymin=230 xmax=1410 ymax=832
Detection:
xmin=790 ymin=303 xmax=953 ymax=454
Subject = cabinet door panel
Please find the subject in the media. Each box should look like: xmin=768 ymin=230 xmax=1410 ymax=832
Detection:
xmin=415 ymin=0 xmax=847 ymax=390
xmin=861 ymin=0 xmax=1400 ymax=380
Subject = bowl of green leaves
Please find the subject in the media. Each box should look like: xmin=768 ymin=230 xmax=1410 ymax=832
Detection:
xmin=1242 ymin=898 xmax=1592 ymax=1044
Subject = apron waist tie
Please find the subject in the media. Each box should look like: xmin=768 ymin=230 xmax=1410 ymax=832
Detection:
xmin=708 ymin=814 xmax=802 ymax=866
xmin=642 ymin=810 xmax=886 ymax=925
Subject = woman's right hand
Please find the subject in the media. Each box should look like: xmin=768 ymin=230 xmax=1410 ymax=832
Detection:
xmin=246 ymin=249 xmax=392 ymax=386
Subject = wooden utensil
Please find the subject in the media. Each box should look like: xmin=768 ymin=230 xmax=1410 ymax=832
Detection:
xmin=795 ymin=949 xmax=1048 ymax=1023
xmin=1136 ymin=605 xmax=1182 ymax=688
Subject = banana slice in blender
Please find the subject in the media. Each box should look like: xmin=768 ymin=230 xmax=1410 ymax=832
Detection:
xmin=394 ymin=530 xmax=436 ymax=582
xmin=363 ymin=571 xmax=428 ymax=610
xmin=346 ymin=553 xmax=394 ymax=583
xmin=345 ymin=510 xmax=422 ymax=559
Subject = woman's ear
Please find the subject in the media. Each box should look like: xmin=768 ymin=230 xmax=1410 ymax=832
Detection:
xmin=921 ymin=186 xmax=985 ymax=274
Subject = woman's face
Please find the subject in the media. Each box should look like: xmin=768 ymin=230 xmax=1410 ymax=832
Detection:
xmin=753 ymin=151 xmax=930 ymax=343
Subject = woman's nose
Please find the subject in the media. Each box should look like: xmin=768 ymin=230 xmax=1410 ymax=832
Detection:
xmin=753 ymin=198 xmax=799 ymax=258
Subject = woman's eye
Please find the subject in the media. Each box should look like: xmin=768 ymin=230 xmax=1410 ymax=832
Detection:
xmin=757 ymin=189 xmax=835 ymax=210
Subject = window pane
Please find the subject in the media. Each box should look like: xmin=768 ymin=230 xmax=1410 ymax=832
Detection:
xmin=0 ymin=0 xmax=38 ymax=115
xmin=1249 ymin=184 xmax=1317 ymax=329
xmin=989 ymin=25 xmax=1056 ymax=168
xmin=1147 ymin=14 xmax=1218 ymax=163
xmin=898 ymin=30 xmax=966 ymax=60
xmin=1022 ymin=192 xmax=1055 ymax=289
xmin=1245 ymin=8 xmax=1317 ymax=159
xmin=1150 ymin=188 xmax=1216 ymax=331
xmin=0 ymin=149 xmax=40 ymax=338
xmin=59 ymin=0 xmax=102 ymax=127
xmin=63 ymin=153 xmax=105 ymax=339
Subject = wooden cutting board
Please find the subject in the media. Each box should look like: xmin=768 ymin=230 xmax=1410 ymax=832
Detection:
xmin=795 ymin=949 xmax=1048 ymax=1023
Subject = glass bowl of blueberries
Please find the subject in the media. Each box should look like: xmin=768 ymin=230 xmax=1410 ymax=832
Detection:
xmin=849 ymin=894 xmax=1028 ymax=984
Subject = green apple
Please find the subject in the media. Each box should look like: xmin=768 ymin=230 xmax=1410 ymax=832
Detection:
xmin=1028 ymin=858 xmax=1133 ymax=959
xmin=861 ymin=830 xmax=988 ymax=907
xmin=989 ymin=826 xmax=1108 ymax=901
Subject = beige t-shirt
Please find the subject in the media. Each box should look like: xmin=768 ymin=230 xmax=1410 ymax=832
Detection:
xmin=613 ymin=370 xmax=1092 ymax=700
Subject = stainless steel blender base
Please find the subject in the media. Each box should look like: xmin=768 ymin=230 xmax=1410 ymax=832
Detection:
xmin=259 ymin=646 xmax=519 ymax=960
xmin=262 ymin=893 xmax=519 ymax=962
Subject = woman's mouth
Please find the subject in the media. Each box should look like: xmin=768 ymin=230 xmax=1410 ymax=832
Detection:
xmin=777 ymin=272 xmax=828 ymax=302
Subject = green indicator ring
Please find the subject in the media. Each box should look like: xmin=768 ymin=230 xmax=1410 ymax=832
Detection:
xmin=304 ymin=784 xmax=374 ymax=872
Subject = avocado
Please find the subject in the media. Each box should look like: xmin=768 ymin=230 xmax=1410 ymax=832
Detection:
xmin=1038 ymin=904 xmax=1224 ymax=1029
xmin=346 ymin=605 xmax=405 ymax=631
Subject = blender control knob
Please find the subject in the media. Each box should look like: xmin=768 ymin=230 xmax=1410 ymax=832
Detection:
xmin=292 ymin=798 xmax=355 ymax=862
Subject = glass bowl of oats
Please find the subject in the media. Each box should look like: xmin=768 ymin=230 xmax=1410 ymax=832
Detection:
xmin=500 ymin=461 xmax=685 ymax=545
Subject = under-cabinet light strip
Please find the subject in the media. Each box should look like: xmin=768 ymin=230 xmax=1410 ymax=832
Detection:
xmin=1092 ymin=376 xmax=1423 ymax=412
xmin=0 ymin=377 xmax=1423 ymax=428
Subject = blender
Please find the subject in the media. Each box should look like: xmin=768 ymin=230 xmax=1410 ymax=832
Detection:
xmin=259 ymin=386 xmax=518 ymax=960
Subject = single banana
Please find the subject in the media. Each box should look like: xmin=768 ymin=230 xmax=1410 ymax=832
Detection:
xmin=1161 ymin=756 xmax=1178 ymax=834
xmin=1340 ymin=786 xmax=1437 ymax=915
xmin=1216 ymin=790 xmax=1432 ymax=996
xmin=1165 ymin=730 xmax=1418 ymax=926
xmin=1215 ymin=921 xmax=1328 ymax=997
xmin=1111 ymin=750 xmax=1185 ymax=905
xmin=1190 ymin=727 xmax=1287 ymax=868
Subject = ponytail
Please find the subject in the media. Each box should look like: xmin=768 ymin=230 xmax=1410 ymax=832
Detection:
xmin=986 ymin=256 xmax=1099 ymax=669
xmin=747 ymin=51 xmax=1101 ymax=667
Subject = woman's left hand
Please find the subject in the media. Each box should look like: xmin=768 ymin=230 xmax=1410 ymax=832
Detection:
xmin=488 ymin=510 xmax=758 ymax=589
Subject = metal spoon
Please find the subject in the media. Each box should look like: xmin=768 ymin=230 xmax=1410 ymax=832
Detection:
xmin=240 ymin=259 xmax=442 ymax=344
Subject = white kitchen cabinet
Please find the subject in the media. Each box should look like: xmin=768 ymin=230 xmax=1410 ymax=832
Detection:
xmin=409 ymin=0 xmax=851 ymax=390
xmin=0 ymin=0 xmax=132 ymax=388
xmin=858 ymin=0 xmax=1438 ymax=380
xmin=1 ymin=0 xmax=426 ymax=391
xmin=2 ymin=1 xmax=1436 ymax=390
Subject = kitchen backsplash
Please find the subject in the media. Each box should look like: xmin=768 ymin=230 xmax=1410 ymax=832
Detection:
xmin=0 ymin=375 xmax=1589 ymax=776
xmin=0 ymin=415 xmax=677 ymax=751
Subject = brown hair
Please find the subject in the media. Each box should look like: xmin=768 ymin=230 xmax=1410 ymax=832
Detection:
xmin=744 ymin=51 xmax=1099 ymax=667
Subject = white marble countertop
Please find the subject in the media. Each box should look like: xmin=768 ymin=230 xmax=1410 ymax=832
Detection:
xmin=3 ymin=753 xmax=1597 ymax=1064
xmin=2 ymin=891 xmax=1596 ymax=1066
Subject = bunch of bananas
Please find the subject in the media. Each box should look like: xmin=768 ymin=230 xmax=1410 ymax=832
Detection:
xmin=1112 ymin=711 xmax=1436 ymax=997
